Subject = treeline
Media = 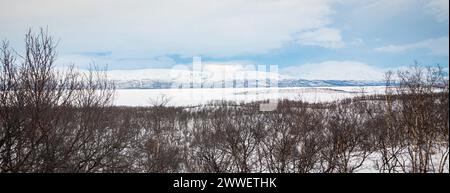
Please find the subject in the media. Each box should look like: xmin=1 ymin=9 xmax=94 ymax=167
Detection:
xmin=0 ymin=30 xmax=448 ymax=173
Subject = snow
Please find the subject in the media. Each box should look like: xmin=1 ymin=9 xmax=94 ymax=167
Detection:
xmin=281 ymin=61 xmax=385 ymax=81
xmin=114 ymin=86 xmax=386 ymax=107
xmin=105 ymin=66 xmax=280 ymax=82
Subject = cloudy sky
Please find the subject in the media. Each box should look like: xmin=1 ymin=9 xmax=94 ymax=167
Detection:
xmin=0 ymin=0 xmax=448 ymax=80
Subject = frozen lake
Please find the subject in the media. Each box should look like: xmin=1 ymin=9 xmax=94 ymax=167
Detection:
xmin=114 ymin=86 xmax=386 ymax=107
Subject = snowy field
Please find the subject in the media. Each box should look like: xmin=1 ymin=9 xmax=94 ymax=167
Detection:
xmin=114 ymin=86 xmax=386 ymax=107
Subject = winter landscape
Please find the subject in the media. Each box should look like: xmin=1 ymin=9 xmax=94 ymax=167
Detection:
xmin=1 ymin=0 xmax=449 ymax=174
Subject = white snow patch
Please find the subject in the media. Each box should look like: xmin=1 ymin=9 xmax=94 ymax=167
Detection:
xmin=114 ymin=86 xmax=386 ymax=107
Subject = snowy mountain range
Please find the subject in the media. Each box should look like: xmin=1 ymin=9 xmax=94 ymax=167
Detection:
xmin=113 ymin=79 xmax=385 ymax=89
xmin=105 ymin=68 xmax=386 ymax=89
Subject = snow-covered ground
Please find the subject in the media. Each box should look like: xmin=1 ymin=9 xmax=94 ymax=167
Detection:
xmin=114 ymin=86 xmax=386 ymax=107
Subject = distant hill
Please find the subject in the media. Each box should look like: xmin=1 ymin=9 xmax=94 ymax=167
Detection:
xmin=113 ymin=79 xmax=386 ymax=89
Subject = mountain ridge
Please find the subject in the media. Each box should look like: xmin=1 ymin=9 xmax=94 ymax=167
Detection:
xmin=113 ymin=79 xmax=386 ymax=89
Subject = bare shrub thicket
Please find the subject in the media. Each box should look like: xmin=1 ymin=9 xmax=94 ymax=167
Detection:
xmin=376 ymin=65 xmax=449 ymax=173
xmin=0 ymin=29 xmax=117 ymax=172
xmin=1 ymin=30 xmax=448 ymax=173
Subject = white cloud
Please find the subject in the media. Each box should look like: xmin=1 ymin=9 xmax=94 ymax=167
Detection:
xmin=0 ymin=0 xmax=335 ymax=57
xmin=57 ymin=54 xmax=177 ymax=70
xmin=375 ymin=36 xmax=449 ymax=56
xmin=295 ymin=27 xmax=345 ymax=48
xmin=281 ymin=61 xmax=385 ymax=81
xmin=425 ymin=0 xmax=449 ymax=22
xmin=349 ymin=38 xmax=364 ymax=46
xmin=366 ymin=0 xmax=449 ymax=23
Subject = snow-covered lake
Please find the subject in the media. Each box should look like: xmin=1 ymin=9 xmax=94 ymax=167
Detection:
xmin=114 ymin=86 xmax=386 ymax=107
